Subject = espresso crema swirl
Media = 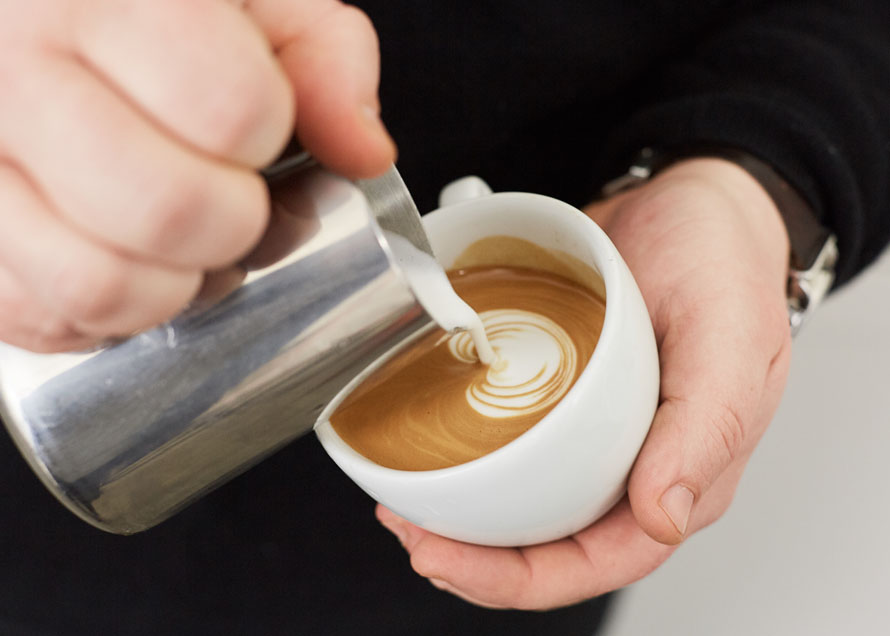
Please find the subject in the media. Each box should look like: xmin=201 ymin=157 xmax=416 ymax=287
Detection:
xmin=448 ymin=310 xmax=577 ymax=419
xmin=329 ymin=264 xmax=605 ymax=471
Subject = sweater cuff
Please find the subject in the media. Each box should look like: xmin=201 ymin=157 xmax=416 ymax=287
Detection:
xmin=597 ymin=92 xmax=863 ymax=285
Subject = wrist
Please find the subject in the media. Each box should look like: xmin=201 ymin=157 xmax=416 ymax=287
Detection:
xmin=659 ymin=157 xmax=791 ymax=266
xmin=602 ymin=147 xmax=838 ymax=335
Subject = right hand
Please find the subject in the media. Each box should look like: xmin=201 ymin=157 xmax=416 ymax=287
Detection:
xmin=0 ymin=0 xmax=395 ymax=352
xmin=376 ymin=158 xmax=792 ymax=610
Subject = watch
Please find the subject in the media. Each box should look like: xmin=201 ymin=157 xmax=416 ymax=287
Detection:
xmin=601 ymin=146 xmax=839 ymax=336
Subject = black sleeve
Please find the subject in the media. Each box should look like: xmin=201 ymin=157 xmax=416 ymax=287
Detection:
xmin=600 ymin=1 xmax=890 ymax=286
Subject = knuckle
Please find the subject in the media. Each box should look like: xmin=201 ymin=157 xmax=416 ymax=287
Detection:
xmin=705 ymin=401 xmax=747 ymax=468
xmin=22 ymin=322 xmax=86 ymax=354
xmin=49 ymin=257 xmax=129 ymax=325
xmin=0 ymin=295 xmax=79 ymax=353
xmin=338 ymin=4 xmax=377 ymax=36
xmin=205 ymin=63 xmax=283 ymax=158
xmin=138 ymin=169 xmax=268 ymax=268
xmin=228 ymin=173 xmax=270 ymax=255
xmin=31 ymin=314 xmax=76 ymax=345
xmin=138 ymin=173 xmax=208 ymax=257
xmin=142 ymin=272 xmax=201 ymax=326
xmin=312 ymin=2 xmax=377 ymax=38
xmin=201 ymin=172 xmax=269 ymax=267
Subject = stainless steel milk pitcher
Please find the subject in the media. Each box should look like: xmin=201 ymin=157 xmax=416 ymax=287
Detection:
xmin=0 ymin=155 xmax=439 ymax=534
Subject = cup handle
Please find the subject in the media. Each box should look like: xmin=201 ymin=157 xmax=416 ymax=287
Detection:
xmin=437 ymin=176 xmax=493 ymax=208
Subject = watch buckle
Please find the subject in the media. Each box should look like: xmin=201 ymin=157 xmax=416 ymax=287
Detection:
xmin=788 ymin=234 xmax=838 ymax=336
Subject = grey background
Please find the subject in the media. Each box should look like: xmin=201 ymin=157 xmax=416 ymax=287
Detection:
xmin=602 ymin=249 xmax=890 ymax=635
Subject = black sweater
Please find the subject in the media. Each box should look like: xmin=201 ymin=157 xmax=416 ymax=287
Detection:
xmin=360 ymin=0 xmax=890 ymax=285
xmin=0 ymin=3 xmax=888 ymax=635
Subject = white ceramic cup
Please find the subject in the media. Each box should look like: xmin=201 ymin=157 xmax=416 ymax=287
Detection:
xmin=316 ymin=184 xmax=659 ymax=547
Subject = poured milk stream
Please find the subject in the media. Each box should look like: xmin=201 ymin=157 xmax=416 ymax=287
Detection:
xmin=384 ymin=232 xmax=495 ymax=364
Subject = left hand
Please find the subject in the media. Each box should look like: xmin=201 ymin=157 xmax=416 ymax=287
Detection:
xmin=376 ymin=158 xmax=793 ymax=609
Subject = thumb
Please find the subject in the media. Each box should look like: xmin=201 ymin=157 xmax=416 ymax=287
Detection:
xmin=627 ymin=297 xmax=790 ymax=545
xmin=248 ymin=0 xmax=396 ymax=178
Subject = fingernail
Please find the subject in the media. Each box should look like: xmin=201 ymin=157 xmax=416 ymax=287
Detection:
xmin=660 ymin=484 xmax=695 ymax=536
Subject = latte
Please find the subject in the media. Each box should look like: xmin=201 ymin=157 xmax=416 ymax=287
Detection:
xmin=329 ymin=254 xmax=605 ymax=471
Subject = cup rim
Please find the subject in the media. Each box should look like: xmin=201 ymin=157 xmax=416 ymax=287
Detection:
xmin=316 ymin=191 xmax=626 ymax=481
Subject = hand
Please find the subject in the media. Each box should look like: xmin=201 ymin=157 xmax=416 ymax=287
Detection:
xmin=0 ymin=0 xmax=394 ymax=352
xmin=377 ymin=158 xmax=793 ymax=609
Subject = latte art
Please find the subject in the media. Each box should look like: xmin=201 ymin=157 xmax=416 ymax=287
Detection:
xmin=449 ymin=310 xmax=577 ymax=419
xmin=329 ymin=264 xmax=605 ymax=471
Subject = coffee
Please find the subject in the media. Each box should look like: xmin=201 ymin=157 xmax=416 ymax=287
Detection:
xmin=329 ymin=239 xmax=606 ymax=471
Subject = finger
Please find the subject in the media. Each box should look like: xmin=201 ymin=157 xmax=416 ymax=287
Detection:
xmin=69 ymin=0 xmax=294 ymax=166
xmin=241 ymin=174 xmax=323 ymax=270
xmin=377 ymin=501 xmax=675 ymax=610
xmin=248 ymin=0 xmax=396 ymax=178
xmin=192 ymin=266 xmax=248 ymax=308
xmin=1 ymin=53 xmax=269 ymax=269
xmin=427 ymin=577 xmax=507 ymax=610
xmin=0 ymin=162 xmax=202 ymax=340
xmin=627 ymin=293 xmax=791 ymax=545
xmin=0 ymin=268 xmax=96 ymax=353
